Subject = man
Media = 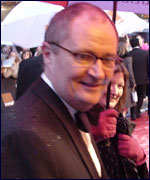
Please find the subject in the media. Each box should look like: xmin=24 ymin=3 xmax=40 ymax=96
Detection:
xmin=137 ymin=34 xmax=149 ymax=51
xmin=2 ymin=3 xmax=119 ymax=179
xmin=129 ymin=37 xmax=149 ymax=119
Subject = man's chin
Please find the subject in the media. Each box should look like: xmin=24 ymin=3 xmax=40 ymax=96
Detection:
xmin=78 ymin=97 xmax=100 ymax=112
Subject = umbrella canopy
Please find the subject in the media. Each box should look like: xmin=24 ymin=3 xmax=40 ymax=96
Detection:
xmin=105 ymin=10 xmax=149 ymax=36
xmin=1 ymin=1 xmax=64 ymax=49
xmin=1 ymin=41 xmax=13 ymax=46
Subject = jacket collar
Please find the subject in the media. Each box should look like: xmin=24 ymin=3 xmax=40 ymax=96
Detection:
xmin=31 ymin=77 xmax=103 ymax=179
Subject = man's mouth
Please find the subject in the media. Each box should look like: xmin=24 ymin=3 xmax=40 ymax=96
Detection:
xmin=80 ymin=82 xmax=100 ymax=88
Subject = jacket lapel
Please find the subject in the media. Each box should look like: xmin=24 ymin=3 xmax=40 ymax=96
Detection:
xmin=31 ymin=77 xmax=100 ymax=179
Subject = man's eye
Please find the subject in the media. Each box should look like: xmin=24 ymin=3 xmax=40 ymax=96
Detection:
xmin=76 ymin=54 xmax=88 ymax=59
xmin=79 ymin=54 xmax=87 ymax=59
xmin=101 ymin=58 xmax=115 ymax=67
xmin=75 ymin=54 xmax=93 ymax=61
xmin=101 ymin=57 xmax=114 ymax=62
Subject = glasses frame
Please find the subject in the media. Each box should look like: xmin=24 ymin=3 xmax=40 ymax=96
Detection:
xmin=48 ymin=41 xmax=123 ymax=66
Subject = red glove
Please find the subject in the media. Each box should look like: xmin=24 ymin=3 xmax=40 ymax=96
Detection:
xmin=118 ymin=134 xmax=146 ymax=166
xmin=90 ymin=109 xmax=118 ymax=142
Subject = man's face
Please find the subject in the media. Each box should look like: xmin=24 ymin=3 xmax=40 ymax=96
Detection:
xmin=44 ymin=15 xmax=118 ymax=111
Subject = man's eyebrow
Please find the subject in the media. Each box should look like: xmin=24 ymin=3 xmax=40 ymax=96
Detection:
xmin=102 ymin=53 xmax=117 ymax=57
xmin=71 ymin=49 xmax=117 ymax=58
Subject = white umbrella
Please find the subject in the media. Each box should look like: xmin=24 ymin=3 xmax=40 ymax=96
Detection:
xmin=116 ymin=11 xmax=149 ymax=36
xmin=1 ymin=41 xmax=13 ymax=46
xmin=105 ymin=10 xmax=149 ymax=36
xmin=1 ymin=1 xmax=64 ymax=49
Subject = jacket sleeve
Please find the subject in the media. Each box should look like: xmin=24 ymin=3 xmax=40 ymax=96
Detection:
xmin=137 ymin=162 xmax=149 ymax=179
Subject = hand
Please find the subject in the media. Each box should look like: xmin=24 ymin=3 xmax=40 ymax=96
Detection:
xmin=118 ymin=134 xmax=146 ymax=166
xmin=90 ymin=109 xmax=118 ymax=142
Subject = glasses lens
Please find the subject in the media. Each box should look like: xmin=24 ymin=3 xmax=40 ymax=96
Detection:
xmin=75 ymin=53 xmax=95 ymax=67
xmin=101 ymin=58 xmax=115 ymax=68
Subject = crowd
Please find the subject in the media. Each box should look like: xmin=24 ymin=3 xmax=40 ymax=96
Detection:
xmin=1 ymin=2 xmax=149 ymax=179
xmin=1 ymin=45 xmax=42 ymax=79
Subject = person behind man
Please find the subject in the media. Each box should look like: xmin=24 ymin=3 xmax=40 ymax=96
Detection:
xmin=2 ymin=3 xmax=119 ymax=179
xmin=1 ymin=45 xmax=12 ymax=62
xmin=137 ymin=34 xmax=149 ymax=51
xmin=129 ymin=37 xmax=149 ymax=118
xmin=21 ymin=49 xmax=33 ymax=60
xmin=16 ymin=54 xmax=43 ymax=100
xmin=117 ymin=41 xmax=137 ymax=120
xmin=87 ymin=62 xmax=148 ymax=179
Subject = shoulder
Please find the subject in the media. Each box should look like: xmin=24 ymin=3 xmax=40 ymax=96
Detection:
xmin=20 ymin=54 xmax=43 ymax=66
xmin=19 ymin=55 xmax=43 ymax=75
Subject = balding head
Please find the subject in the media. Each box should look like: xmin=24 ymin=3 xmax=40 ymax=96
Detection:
xmin=45 ymin=3 xmax=118 ymax=46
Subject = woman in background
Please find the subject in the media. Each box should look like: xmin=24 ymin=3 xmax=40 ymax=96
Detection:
xmin=118 ymin=41 xmax=137 ymax=120
xmin=21 ymin=49 xmax=32 ymax=60
xmin=88 ymin=62 xmax=148 ymax=179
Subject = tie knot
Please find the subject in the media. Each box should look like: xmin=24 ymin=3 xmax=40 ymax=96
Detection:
xmin=74 ymin=112 xmax=90 ymax=132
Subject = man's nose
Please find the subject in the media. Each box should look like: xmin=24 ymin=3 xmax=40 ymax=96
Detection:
xmin=88 ymin=60 xmax=105 ymax=80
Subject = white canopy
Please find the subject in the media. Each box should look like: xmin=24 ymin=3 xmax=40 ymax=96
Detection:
xmin=105 ymin=10 xmax=149 ymax=36
xmin=1 ymin=1 xmax=64 ymax=48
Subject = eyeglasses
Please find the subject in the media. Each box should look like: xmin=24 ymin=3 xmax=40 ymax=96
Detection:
xmin=48 ymin=41 xmax=122 ymax=68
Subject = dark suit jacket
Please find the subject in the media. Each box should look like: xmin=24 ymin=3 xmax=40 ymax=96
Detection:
xmin=129 ymin=48 xmax=149 ymax=85
xmin=16 ymin=54 xmax=43 ymax=100
xmin=2 ymin=77 xmax=108 ymax=179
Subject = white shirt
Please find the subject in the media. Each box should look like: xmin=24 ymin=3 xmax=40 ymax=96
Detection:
xmin=41 ymin=73 xmax=101 ymax=177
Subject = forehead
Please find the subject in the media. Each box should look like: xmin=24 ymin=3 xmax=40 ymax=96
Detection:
xmin=67 ymin=14 xmax=118 ymax=55
xmin=113 ymin=72 xmax=124 ymax=83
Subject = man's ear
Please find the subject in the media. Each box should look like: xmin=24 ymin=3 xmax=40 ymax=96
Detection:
xmin=42 ymin=42 xmax=52 ymax=65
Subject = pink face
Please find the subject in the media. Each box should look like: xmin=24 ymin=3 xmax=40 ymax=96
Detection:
xmin=23 ymin=51 xmax=30 ymax=60
xmin=9 ymin=52 xmax=17 ymax=58
xmin=99 ymin=72 xmax=125 ymax=108
xmin=43 ymin=14 xmax=118 ymax=111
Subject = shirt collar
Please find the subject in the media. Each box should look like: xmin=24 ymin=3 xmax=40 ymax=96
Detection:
xmin=41 ymin=73 xmax=77 ymax=121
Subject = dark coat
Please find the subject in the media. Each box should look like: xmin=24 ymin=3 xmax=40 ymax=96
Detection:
xmin=2 ymin=77 xmax=108 ymax=179
xmin=97 ymin=113 xmax=149 ymax=179
xmin=123 ymin=55 xmax=136 ymax=108
xmin=16 ymin=54 xmax=44 ymax=100
xmin=87 ymin=106 xmax=149 ymax=179
xmin=129 ymin=48 xmax=149 ymax=85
